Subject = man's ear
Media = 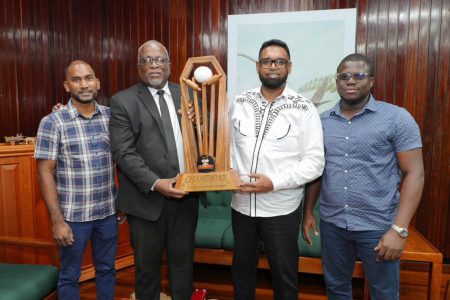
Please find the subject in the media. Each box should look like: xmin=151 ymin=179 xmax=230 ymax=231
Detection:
xmin=63 ymin=81 xmax=70 ymax=92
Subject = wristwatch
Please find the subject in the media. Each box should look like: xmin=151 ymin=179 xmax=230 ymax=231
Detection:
xmin=391 ymin=224 xmax=409 ymax=238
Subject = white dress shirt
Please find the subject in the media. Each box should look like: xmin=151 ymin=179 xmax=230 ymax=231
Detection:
xmin=148 ymin=84 xmax=184 ymax=173
xmin=230 ymin=85 xmax=325 ymax=217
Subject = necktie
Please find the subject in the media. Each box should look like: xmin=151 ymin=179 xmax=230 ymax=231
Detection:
xmin=157 ymin=90 xmax=179 ymax=175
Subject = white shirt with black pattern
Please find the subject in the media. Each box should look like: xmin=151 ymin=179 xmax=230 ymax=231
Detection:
xmin=230 ymin=85 xmax=325 ymax=217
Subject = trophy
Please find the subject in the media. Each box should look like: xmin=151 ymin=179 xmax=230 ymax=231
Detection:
xmin=175 ymin=56 xmax=239 ymax=192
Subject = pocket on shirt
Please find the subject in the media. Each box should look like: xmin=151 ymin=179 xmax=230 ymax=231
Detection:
xmin=96 ymin=132 xmax=111 ymax=152
xmin=355 ymin=131 xmax=393 ymax=158
xmin=61 ymin=138 xmax=82 ymax=155
xmin=264 ymin=120 xmax=299 ymax=151
xmin=236 ymin=119 xmax=255 ymax=137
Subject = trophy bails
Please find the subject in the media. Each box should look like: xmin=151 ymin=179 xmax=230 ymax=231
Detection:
xmin=175 ymin=56 xmax=239 ymax=192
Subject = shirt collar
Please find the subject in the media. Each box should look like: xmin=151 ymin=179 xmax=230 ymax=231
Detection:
xmin=148 ymin=82 xmax=171 ymax=98
xmin=257 ymin=84 xmax=290 ymax=103
xmin=328 ymin=94 xmax=378 ymax=117
xmin=67 ymin=99 xmax=102 ymax=120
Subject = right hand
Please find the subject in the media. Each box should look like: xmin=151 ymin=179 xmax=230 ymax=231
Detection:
xmin=52 ymin=221 xmax=74 ymax=247
xmin=154 ymin=176 xmax=188 ymax=199
xmin=301 ymin=212 xmax=319 ymax=246
xmin=52 ymin=103 xmax=64 ymax=112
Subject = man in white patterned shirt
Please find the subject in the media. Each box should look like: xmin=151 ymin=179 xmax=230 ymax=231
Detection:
xmin=35 ymin=60 xmax=118 ymax=300
xmin=229 ymin=39 xmax=325 ymax=299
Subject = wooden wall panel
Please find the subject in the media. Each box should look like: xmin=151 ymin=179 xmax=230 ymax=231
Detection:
xmin=0 ymin=0 xmax=449 ymax=258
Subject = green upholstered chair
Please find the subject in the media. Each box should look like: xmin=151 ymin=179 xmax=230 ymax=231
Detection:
xmin=0 ymin=236 xmax=59 ymax=300
xmin=195 ymin=191 xmax=322 ymax=257
xmin=195 ymin=191 xmax=232 ymax=248
xmin=0 ymin=263 xmax=58 ymax=300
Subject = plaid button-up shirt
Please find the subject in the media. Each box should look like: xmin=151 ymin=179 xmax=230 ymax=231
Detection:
xmin=35 ymin=100 xmax=116 ymax=222
xmin=319 ymin=96 xmax=422 ymax=231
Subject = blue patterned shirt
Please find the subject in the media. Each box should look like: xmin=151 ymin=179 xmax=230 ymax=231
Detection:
xmin=319 ymin=96 xmax=422 ymax=231
xmin=35 ymin=100 xmax=116 ymax=222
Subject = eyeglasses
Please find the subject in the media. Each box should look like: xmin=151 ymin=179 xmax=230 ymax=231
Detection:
xmin=138 ymin=57 xmax=169 ymax=67
xmin=259 ymin=58 xmax=289 ymax=69
xmin=335 ymin=72 xmax=371 ymax=81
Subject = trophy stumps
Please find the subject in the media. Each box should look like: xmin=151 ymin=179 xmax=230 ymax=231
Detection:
xmin=175 ymin=56 xmax=239 ymax=192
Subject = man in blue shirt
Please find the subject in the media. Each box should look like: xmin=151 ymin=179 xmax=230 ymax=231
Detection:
xmin=302 ymin=53 xmax=424 ymax=300
xmin=35 ymin=60 xmax=118 ymax=299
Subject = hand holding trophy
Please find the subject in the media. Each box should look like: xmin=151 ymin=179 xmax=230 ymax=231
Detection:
xmin=175 ymin=56 xmax=239 ymax=192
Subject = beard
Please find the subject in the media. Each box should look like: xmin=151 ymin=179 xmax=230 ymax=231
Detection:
xmin=259 ymin=73 xmax=288 ymax=89
xmin=71 ymin=90 xmax=98 ymax=104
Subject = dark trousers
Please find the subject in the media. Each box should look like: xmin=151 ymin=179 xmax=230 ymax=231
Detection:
xmin=128 ymin=197 xmax=199 ymax=300
xmin=59 ymin=214 xmax=118 ymax=300
xmin=231 ymin=206 xmax=301 ymax=300
xmin=320 ymin=220 xmax=399 ymax=300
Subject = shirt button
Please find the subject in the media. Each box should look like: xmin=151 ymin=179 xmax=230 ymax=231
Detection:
xmin=348 ymin=121 xmax=351 ymax=124
xmin=345 ymin=136 xmax=349 ymax=140
xmin=344 ymin=186 xmax=347 ymax=190
xmin=344 ymin=170 xmax=348 ymax=173
xmin=345 ymin=204 xmax=348 ymax=208
xmin=345 ymin=153 xmax=348 ymax=157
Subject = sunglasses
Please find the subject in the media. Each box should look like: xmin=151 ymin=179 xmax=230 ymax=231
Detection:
xmin=335 ymin=72 xmax=371 ymax=81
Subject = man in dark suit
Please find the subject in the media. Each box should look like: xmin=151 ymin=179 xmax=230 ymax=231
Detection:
xmin=109 ymin=40 xmax=199 ymax=300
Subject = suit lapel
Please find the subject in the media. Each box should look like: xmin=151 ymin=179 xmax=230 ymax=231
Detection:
xmin=168 ymin=82 xmax=182 ymax=126
xmin=136 ymin=82 xmax=165 ymax=138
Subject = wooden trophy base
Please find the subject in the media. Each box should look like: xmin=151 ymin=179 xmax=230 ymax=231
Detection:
xmin=175 ymin=171 xmax=240 ymax=192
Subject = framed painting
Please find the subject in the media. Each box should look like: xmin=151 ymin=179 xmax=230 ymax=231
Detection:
xmin=228 ymin=9 xmax=357 ymax=113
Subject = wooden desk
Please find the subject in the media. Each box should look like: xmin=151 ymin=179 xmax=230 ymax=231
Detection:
xmin=401 ymin=227 xmax=443 ymax=300
xmin=362 ymin=226 xmax=443 ymax=300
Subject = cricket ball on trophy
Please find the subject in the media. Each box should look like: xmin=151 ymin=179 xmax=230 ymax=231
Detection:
xmin=193 ymin=66 xmax=213 ymax=83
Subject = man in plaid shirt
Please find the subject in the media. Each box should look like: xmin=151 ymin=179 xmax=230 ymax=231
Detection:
xmin=35 ymin=60 xmax=118 ymax=300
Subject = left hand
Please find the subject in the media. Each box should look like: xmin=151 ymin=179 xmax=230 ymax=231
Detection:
xmin=239 ymin=173 xmax=274 ymax=194
xmin=117 ymin=211 xmax=127 ymax=224
xmin=154 ymin=176 xmax=188 ymax=199
xmin=374 ymin=229 xmax=406 ymax=261
xmin=178 ymin=102 xmax=195 ymax=122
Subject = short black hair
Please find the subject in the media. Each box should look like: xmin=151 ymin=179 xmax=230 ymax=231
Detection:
xmin=337 ymin=53 xmax=374 ymax=76
xmin=258 ymin=39 xmax=290 ymax=60
xmin=65 ymin=60 xmax=93 ymax=79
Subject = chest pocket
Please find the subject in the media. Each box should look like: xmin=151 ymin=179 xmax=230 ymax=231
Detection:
xmin=61 ymin=130 xmax=110 ymax=157
xmin=237 ymin=119 xmax=256 ymax=137
xmin=92 ymin=132 xmax=110 ymax=153
xmin=264 ymin=119 xmax=299 ymax=151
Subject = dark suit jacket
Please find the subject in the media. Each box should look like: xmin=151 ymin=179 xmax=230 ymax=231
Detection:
xmin=109 ymin=81 xmax=199 ymax=221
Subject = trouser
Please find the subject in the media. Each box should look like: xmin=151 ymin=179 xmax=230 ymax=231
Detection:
xmin=320 ymin=220 xmax=400 ymax=300
xmin=58 ymin=214 xmax=118 ymax=300
xmin=231 ymin=206 xmax=301 ymax=300
xmin=128 ymin=197 xmax=199 ymax=300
